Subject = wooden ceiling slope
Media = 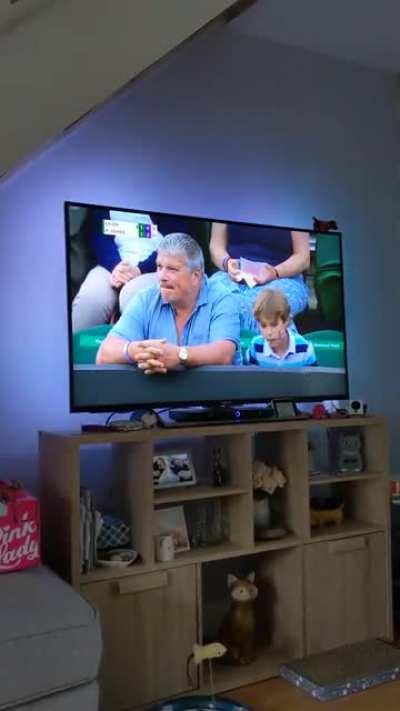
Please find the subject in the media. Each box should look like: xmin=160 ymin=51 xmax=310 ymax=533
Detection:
xmin=0 ymin=0 xmax=56 ymax=36
xmin=0 ymin=0 xmax=256 ymax=180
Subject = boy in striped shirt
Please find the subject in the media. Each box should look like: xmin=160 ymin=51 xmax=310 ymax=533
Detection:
xmin=246 ymin=289 xmax=316 ymax=368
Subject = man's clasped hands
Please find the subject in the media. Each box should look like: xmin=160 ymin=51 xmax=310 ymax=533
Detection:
xmin=131 ymin=339 xmax=181 ymax=375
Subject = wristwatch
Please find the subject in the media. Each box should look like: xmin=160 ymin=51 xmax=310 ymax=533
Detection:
xmin=178 ymin=346 xmax=189 ymax=366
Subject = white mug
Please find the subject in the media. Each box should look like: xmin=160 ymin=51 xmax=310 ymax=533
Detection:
xmin=156 ymin=534 xmax=175 ymax=562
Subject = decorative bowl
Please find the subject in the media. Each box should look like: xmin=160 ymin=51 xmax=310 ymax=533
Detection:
xmin=97 ymin=548 xmax=138 ymax=568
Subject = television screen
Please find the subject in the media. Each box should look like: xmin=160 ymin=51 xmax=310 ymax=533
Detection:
xmin=65 ymin=201 xmax=348 ymax=413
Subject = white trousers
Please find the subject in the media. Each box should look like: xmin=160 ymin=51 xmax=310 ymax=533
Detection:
xmin=72 ymin=266 xmax=158 ymax=332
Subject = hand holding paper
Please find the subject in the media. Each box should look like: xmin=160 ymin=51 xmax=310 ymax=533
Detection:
xmin=237 ymin=257 xmax=274 ymax=287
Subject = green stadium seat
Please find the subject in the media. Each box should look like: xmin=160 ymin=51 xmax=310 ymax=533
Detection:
xmin=314 ymin=233 xmax=343 ymax=322
xmin=304 ymin=330 xmax=345 ymax=368
xmin=314 ymin=269 xmax=343 ymax=322
xmin=315 ymin=233 xmax=341 ymax=271
xmin=73 ymin=324 xmax=112 ymax=364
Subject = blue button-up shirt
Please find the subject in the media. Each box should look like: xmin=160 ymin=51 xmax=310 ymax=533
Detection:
xmin=110 ymin=276 xmax=241 ymax=364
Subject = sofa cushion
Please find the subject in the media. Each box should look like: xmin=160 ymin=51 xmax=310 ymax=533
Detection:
xmin=11 ymin=682 xmax=98 ymax=711
xmin=0 ymin=566 xmax=101 ymax=710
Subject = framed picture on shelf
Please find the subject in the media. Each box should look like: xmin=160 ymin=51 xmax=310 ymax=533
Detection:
xmin=153 ymin=450 xmax=196 ymax=489
xmin=154 ymin=505 xmax=190 ymax=553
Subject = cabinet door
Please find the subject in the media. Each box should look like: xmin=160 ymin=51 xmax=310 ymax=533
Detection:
xmin=305 ymin=533 xmax=387 ymax=655
xmin=82 ymin=566 xmax=198 ymax=710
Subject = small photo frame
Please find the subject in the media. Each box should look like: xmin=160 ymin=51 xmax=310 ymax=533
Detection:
xmin=154 ymin=505 xmax=190 ymax=553
xmin=153 ymin=450 xmax=196 ymax=489
xmin=273 ymin=399 xmax=298 ymax=420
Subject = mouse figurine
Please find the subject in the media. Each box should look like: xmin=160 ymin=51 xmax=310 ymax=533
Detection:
xmin=186 ymin=641 xmax=227 ymax=686
xmin=219 ymin=572 xmax=258 ymax=665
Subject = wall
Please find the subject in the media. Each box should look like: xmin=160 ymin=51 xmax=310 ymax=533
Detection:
xmin=0 ymin=26 xmax=399 ymax=488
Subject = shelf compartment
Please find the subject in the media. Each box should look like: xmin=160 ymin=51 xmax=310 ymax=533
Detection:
xmin=156 ymin=535 xmax=304 ymax=567
xmin=81 ymin=536 xmax=304 ymax=582
xmin=155 ymin=493 xmax=253 ymax=555
xmin=81 ymin=560 xmax=149 ymax=584
xmin=203 ymin=647 xmax=292 ymax=693
xmin=154 ymin=485 xmax=248 ymax=505
xmin=154 ymin=432 xmax=253 ymax=491
xmin=308 ymin=520 xmax=384 ymax=542
xmin=154 ymin=542 xmax=249 ymax=567
xmin=309 ymin=476 xmax=388 ymax=537
xmin=113 ymin=440 xmax=155 ymax=566
xmin=201 ymin=547 xmax=303 ymax=693
xmin=308 ymin=420 xmax=388 ymax=479
xmin=253 ymin=532 xmax=301 ymax=553
xmin=81 ymin=544 xmax=250 ymax=582
xmin=309 ymin=472 xmax=382 ymax=485
xmin=305 ymin=416 xmax=384 ymax=430
xmin=254 ymin=429 xmax=310 ymax=539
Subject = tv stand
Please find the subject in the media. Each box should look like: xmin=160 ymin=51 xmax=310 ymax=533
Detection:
xmin=159 ymin=403 xmax=275 ymax=427
xmin=39 ymin=416 xmax=392 ymax=709
xmin=39 ymin=416 xmax=393 ymax=711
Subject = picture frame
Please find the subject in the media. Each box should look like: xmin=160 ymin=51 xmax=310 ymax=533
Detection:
xmin=154 ymin=505 xmax=190 ymax=553
xmin=273 ymin=399 xmax=298 ymax=420
xmin=153 ymin=450 xmax=196 ymax=489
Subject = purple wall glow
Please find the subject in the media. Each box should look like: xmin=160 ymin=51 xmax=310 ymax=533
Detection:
xmin=0 ymin=28 xmax=399 ymax=487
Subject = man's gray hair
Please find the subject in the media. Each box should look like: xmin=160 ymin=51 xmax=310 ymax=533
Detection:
xmin=157 ymin=232 xmax=204 ymax=272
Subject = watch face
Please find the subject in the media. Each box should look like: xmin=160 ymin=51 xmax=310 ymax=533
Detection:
xmin=179 ymin=347 xmax=188 ymax=363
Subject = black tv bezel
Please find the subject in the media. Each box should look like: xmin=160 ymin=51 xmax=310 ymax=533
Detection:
xmin=64 ymin=200 xmax=349 ymax=413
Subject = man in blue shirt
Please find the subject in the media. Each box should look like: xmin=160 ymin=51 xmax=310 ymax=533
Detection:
xmin=96 ymin=233 xmax=241 ymax=374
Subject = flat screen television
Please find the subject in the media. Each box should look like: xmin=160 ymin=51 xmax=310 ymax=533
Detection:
xmin=65 ymin=201 xmax=348 ymax=416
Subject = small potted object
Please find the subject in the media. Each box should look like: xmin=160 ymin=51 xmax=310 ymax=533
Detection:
xmin=310 ymin=496 xmax=344 ymax=527
xmin=252 ymin=460 xmax=287 ymax=540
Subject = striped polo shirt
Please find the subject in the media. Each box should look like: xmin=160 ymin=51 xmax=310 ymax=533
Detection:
xmin=246 ymin=330 xmax=317 ymax=368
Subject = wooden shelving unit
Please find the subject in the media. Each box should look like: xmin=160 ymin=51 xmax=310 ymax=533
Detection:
xmin=39 ymin=416 xmax=393 ymax=711
xmin=309 ymin=520 xmax=384 ymax=542
xmin=309 ymin=472 xmax=382 ymax=485
xmin=154 ymin=484 xmax=248 ymax=504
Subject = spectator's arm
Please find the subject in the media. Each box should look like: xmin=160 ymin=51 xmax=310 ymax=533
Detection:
xmin=209 ymin=222 xmax=229 ymax=270
xmin=96 ymin=335 xmax=166 ymax=366
xmin=274 ymin=231 xmax=310 ymax=278
xmin=183 ymin=341 xmax=236 ymax=367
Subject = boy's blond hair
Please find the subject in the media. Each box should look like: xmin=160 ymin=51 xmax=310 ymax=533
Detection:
xmin=253 ymin=288 xmax=290 ymax=323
